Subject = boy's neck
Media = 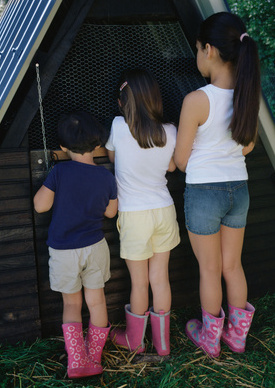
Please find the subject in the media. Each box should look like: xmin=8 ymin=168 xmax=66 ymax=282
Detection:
xmin=67 ymin=150 xmax=97 ymax=165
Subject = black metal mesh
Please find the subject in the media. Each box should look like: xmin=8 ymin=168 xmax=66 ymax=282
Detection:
xmin=28 ymin=21 xmax=206 ymax=150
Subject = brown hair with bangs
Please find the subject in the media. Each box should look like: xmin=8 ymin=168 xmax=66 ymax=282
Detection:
xmin=118 ymin=68 xmax=167 ymax=149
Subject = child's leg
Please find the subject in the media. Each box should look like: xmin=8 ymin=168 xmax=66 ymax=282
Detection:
xmin=188 ymin=230 xmax=223 ymax=317
xmin=62 ymin=290 xmax=103 ymax=377
xmin=221 ymin=225 xmax=247 ymax=309
xmin=186 ymin=231 xmax=225 ymax=357
xmin=148 ymin=251 xmax=171 ymax=313
xmin=84 ymin=287 xmax=108 ymax=328
xmin=148 ymin=251 xmax=171 ymax=356
xmin=110 ymin=259 xmax=149 ymax=353
xmin=84 ymin=287 xmax=110 ymax=365
xmin=220 ymin=225 xmax=254 ymax=353
xmin=62 ymin=291 xmax=82 ymax=323
xmin=125 ymin=259 xmax=149 ymax=315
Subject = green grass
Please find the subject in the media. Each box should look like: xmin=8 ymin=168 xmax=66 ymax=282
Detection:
xmin=0 ymin=294 xmax=274 ymax=388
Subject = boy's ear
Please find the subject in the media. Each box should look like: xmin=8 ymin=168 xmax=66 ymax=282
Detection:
xmin=205 ymin=43 xmax=211 ymax=57
xmin=94 ymin=145 xmax=101 ymax=150
xmin=60 ymin=145 xmax=68 ymax=153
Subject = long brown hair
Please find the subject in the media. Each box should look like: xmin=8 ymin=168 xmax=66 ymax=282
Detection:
xmin=118 ymin=68 xmax=167 ymax=148
xmin=198 ymin=12 xmax=261 ymax=146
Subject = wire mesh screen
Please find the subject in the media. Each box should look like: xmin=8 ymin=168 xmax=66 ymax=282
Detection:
xmin=28 ymin=21 xmax=206 ymax=150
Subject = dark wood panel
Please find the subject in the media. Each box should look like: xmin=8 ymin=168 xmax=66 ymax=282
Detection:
xmin=0 ymin=320 xmax=41 ymax=344
xmin=0 ymin=167 xmax=30 ymax=181
xmin=0 ymin=182 xmax=31 ymax=198
xmin=0 ymin=226 xmax=34 ymax=243
xmin=0 ymin=211 xmax=32 ymax=228
xmin=0 ymin=150 xmax=29 ymax=166
xmin=0 ymin=267 xmax=38 ymax=286
xmin=0 ymin=151 xmax=41 ymax=343
xmin=0 ymin=279 xmax=38 ymax=298
xmin=0 ymin=240 xmax=35 ymax=256
xmin=0 ymin=254 xmax=38 ymax=270
xmin=0 ymin=197 xmax=33 ymax=212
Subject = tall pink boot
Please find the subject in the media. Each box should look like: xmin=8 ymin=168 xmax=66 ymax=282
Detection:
xmin=62 ymin=322 xmax=103 ymax=378
xmin=186 ymin=307 xmax=225 ymax=357
xmin=221 ymin=302 xmax=255 ymax=353
xmin=110 ymin=304 xmax=149 ymax=354
xmin=149 ymin=308 xmax=170 ymax=356
xmin=85 ymin=321 xmax=111 ymax=365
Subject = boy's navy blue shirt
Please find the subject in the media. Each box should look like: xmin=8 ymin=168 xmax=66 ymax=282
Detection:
xmin=43 ymin=161 xmax=117 ymax=249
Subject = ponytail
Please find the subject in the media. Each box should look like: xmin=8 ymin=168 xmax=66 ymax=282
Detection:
xmin=198 ymin=12 xmax=261 ymax=146
xmin=231 ymin=35 xmax=261 ymax=146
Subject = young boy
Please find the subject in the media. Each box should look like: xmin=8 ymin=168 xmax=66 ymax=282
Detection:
xmin=34 ymin=111 xmax=117 ymax=379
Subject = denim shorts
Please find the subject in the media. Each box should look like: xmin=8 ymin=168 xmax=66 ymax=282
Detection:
xmin=184 ymin=181 xmax=249 ymax=235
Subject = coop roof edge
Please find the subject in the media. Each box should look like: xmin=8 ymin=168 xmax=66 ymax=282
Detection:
xmin=0 ymin=0 xmax=62 ymax=123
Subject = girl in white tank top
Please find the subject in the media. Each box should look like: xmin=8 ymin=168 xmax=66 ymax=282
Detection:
xmin=175 ymin=12 xmax=260 ymax=357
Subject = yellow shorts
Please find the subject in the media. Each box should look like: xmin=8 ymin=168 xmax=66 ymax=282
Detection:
xmin=48 ymin=238 xmax=110 ymax=293
xmin=117 ymin=205 xmax=180 ymax=261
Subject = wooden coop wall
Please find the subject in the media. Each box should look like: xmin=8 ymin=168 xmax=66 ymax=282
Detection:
xmin=31 ymin=137 xmax=275 ymax=339
xmin=0 ymin=150 xmax=41 ymax=343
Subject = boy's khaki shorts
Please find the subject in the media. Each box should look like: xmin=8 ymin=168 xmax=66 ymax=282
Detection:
xmin=48 ymin=238 xmax=110 ymax=294
xmin=117 ymin=205 xmax=180 ymax=261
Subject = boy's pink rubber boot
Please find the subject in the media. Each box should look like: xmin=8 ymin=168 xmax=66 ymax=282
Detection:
xmin=221 ymin=302 xmax=255 ymax=353
xmin=62 ymin=322 xmax=103 ymax=378
xmin=110 ymin=304 xmax=149 ymax=354
xmin=186 ymin=307 xmax=225 ymax=357
xmin=149 ymin=308 xmax=170 ymax=356
xmin=85 ymin=321 xmax=111 ymax=364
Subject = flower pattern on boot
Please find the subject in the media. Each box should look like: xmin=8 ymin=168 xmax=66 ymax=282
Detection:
xmin=63 ymin=323 xmax=103 ymax=378
xmin=85 ymin=322 xmax=110 ymax=364
xmin=186 ymin=308 xmax=225 ymax=358
xmin=221 ymin=302 xmax=255 ymax=353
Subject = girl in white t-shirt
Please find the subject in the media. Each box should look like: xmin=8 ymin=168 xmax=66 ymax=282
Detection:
xmin=106 ymin=68 xmax=180 ymax=355
xmin=175 ymin=12 xmax=261 ymax=357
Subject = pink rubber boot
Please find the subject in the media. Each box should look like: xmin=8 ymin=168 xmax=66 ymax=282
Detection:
xmin=110 ymin=304 xmax=149 ymax=354
xmin=149 ymin=308 xmax=170 ymax=356
xmin=221 ymin=302 xmax=255 ymax=353
xmin=85 ymin=321 xmax=111 ymax=364
xmin=62 ymin=322 xmax=103 ymax=378
xmin=186 ymin=307 xmax=225 ymax=357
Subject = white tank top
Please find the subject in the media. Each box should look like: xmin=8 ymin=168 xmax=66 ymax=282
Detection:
xmin=186 ymin=84 xmax=248 ymax=184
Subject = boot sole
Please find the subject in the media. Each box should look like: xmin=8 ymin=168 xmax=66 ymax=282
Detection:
xmin=68 ymin=366 xmax=103 ymax=378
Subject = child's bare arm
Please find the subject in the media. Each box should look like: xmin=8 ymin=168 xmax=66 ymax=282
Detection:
xmin=175 ymin=90 xmax=208 ymax=172
xmin=104 ymin=198 xmax=118 ymax=218
xmin=167 ymin=156 xmax=177 ymax=172
xmin=242 ymin=142 xmax=255 ymax=156
xmin=33 ymin=185 xmax=55 ymax=213
xmin=108 ymin=150 xmax=115 ymax=163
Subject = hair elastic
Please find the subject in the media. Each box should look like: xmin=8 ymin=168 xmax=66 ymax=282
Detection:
xmin=240 ymin=32 xmax=249 ymax=42
xmin=119 ymin=81 xmax=128 ymax=91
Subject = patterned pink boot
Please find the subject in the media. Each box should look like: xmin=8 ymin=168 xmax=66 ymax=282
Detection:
xmin=186 ymin=307 xmax=225 ymax=357
xmin=110 ymin=304 xmax=149 ymax=354
xmin=62 ymin=322 xmax=103 ymax=378
xmin=85 ymin=321 xmax=111 ymax=365
xmin=221 ymin=302 xmax=255 ymax=353
xmin=149 ymin=308 xmax=170 ymax=356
